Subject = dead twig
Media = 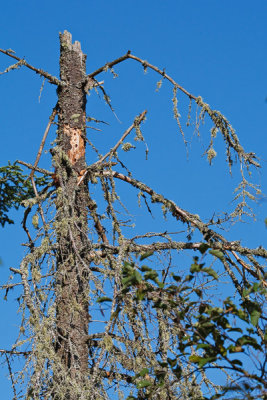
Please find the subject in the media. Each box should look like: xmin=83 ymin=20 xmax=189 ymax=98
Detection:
xmin=0 ymin=48 xmax=61 ymax=85
xmin=5 ymin=353 xmax=17 ymax=399
xmin=29 ymin=104 xmax=58 ymax=180
xmin=87 ymin=195 xmax=109 ymax=244
xmin=84 ymin=78 xmax=104 ymax=93
xmin=230 ymin=250 xmax=267 ymax=287
xmin=0 ymin=349 xmax=30 ymax=356
xmin=16 ymin=160 xmax=53 ymax=176
xmin=22 ymin=207 xmax=34 ymax=246
xmin=96 ymin=110 xmax=147 ymax=165
xmin=78 ymin=110 xmax=147 ymax=185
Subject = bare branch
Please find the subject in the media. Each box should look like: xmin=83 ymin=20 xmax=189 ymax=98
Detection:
xmin=5 ymin=353 xmax=18 ymax=399
xmin=88 ymin=51 xmax=196 ymax=100
xmin=87 ymin=195 xmax=109 ymax=244
xmin=0 ymin=349 xmax=30 ymax=356
xmin=88 ymin=52 xmax=260 ymax=172
xmin=29 ymin=104 xmax=58 ymax=179
xmin=96 ymin=110 xmax=147 ymax=164
xmin=88 ymin=51 xmax=132 ymax=79
xmin=0 ymin=48 xmax=61 ymax=85
xmin=16 ymin=160 xmax=53 ymax=176
xmin=98 ymin=169 xmax=267 ymax=282
xmin=78 ymin=110 xmax=147 ymax=185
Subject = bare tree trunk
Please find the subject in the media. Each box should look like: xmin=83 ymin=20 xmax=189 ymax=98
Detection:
xmin=53 ymin=31 xmax=89 ymax=398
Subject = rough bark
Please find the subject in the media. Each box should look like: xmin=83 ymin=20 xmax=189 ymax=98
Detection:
xmin=53 ymin=31 xmax=89 ymax=398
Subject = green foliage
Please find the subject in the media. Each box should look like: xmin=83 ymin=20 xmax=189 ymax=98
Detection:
xmin=118 ymin=252 xmax=266 ymax=399
xmin=0 ymin=162 xmax=49 ymax=227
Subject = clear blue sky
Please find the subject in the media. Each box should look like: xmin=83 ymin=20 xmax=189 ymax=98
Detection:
xmin=1 ymin=1 xmax=267 ymax=397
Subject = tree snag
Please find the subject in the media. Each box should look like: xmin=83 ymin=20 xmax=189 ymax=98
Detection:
xmin=0 ymin=30 xmax=266 ymax=400
xmin=54 ymin=31 xmax=89 ymax=397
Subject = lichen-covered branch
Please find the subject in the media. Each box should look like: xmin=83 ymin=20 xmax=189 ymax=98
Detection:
xmin=0 ymin=48 xmax=61 ymax=85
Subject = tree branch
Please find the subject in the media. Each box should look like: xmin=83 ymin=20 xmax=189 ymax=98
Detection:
xmin=0 ymin=48 xmax=61 ymax=85
xmin=97 ymin=169 xmax=267 ymax=284
xmin=88 ymin=52 xmax=260 ymax=171
xmin=78 ymin=110 xmax=147 ymax=185
xmin=16 ymin=160 xmax=53 ymax=176
xmin=29 ymin=104 xmax=58 ymax=179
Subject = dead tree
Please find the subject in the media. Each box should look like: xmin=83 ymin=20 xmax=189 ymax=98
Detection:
xmin=0 ymin=31 xmax=266 ymax=400
xmin=53 ymin=32 xmax=89 ymax=394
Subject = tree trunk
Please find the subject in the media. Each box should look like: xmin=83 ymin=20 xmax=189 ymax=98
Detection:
xmin=53 ymin=31 xmax=89 ymax=398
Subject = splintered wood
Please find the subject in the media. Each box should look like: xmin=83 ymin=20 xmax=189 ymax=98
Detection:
xmin=64 ymin=124 xmax=85 ymax=165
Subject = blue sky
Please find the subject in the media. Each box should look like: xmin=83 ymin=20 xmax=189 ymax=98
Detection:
xmin=1 ymin=1 xmax=267 ymax=397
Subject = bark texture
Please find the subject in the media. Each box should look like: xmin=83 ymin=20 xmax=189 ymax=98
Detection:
xmin=54 ymin=31 xmax=89 ymax=398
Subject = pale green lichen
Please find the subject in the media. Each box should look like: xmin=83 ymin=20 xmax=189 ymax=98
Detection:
xmin=121 ymin=142 xmax=135 ymax=151
xmin=31 ymin=213 xmax=39 ymax=229
xmin=207 ymin=147 xmax=217 ymax=164
xmin=172 ymin=85 xmax=187 ymax=146
xmin=134 ymin=122 xmax=144 ymax=142
xmin=156 ymin=79 xmax=162 ymax=92
xmin=3 ymin=46 xmax=264 ymax=400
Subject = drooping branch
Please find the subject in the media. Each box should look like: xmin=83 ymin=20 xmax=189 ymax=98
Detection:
xmin=88 ymin=51 xmax=260 ymax=172
xmin=88 ymin=51 xmax=193 ymax=100
xmin=96 ymin=169 xmax=266 ymax=283
xmin=88 ymin=52 xmax=262 ymax=221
